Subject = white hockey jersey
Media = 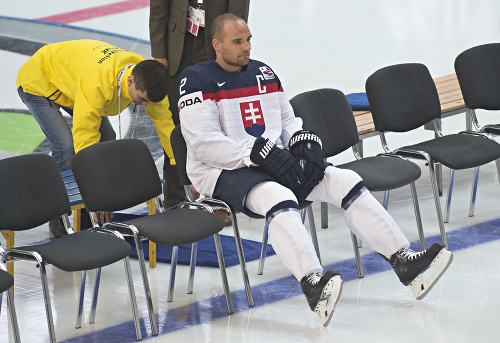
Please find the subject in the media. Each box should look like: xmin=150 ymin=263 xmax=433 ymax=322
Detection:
xmin=177 ymin=59 xmax=303 ymax=196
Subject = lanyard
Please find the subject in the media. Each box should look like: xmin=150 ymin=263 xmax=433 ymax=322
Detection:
xmin=117 ymin=64 xmax=135 ymax=139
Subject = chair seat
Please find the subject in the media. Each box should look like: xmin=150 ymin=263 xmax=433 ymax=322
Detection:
xmin=400 ymin=134 xmax=500 ymax=170
xmin=14 ymin=231 xmax=132 ymax=272
xmin=124 ymin=209 xmax=224 ymax=247
xmin=484 ymin=124 xmax=500 ymax=135
xmin=0 ymin=269 xmax=14 ymax=293
xmin=338 ymin=156 xmax=421 ymax=191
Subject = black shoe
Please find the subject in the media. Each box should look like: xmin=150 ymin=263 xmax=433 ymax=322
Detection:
xmin=300 ymin=269 xmax=342 ymax=327
xmin=49 ymin=217 xmax=68 ymax=238
xmin=390 ymin=242 xmax=453 ymax=300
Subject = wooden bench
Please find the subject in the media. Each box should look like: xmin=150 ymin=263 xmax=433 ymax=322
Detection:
xmin=320 ymin=73 xmax=467 ymax=228
xmin=1 ymin=170 xmax=159 ymax=278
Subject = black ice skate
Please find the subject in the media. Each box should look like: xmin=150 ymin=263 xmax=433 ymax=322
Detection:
xmin=300 ymin=269 xmax=343 ymax=327
xmin=390 ymin=242 xmax=453 ymax=300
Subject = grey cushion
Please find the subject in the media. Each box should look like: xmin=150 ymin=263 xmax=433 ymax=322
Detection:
xmin=124 ymin=209 xmax=224 ymax=247
xmin=338 ymin=156 xmax=421 ymax=191
xmin=0 ymin=154 xmax=70 ymax=231
xmin=455 ymin=43 xmax=500 ymax=110
xmin=0 ymin=269 xmax=14 ymax=293
xmin=401 ymin=134 xmax=500 ymax=170
xmin=14 ymin=231 xmax=131 ymax=272
xmin=366 ymin=63 xmax=442 ymax=133
xmin=72 ymin=139 xmax=162 ymax=212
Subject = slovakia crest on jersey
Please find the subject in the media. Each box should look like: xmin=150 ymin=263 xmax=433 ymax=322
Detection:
xmin=259 ymin=66 xmax=275 ymax=80
xmin=240 ymin=100 xmax=265 ymax=137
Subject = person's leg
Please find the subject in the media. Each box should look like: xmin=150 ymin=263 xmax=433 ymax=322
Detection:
xmin=161 ymin=70 xmax=187 ymax=208
xmin=18 ymin=87 xmax=74 ymax=171
xmin=307 ymin=166 xmax=409 ymax=257
xmin=18 ymin=87 xmax=74 ymax=237
xmin=307 ymin=166 xmax=453 ymax=300
xmin=245 ymin=181 xmax=342 ymax=326
xmin=246 ymin=181 xmax=322 ymax=280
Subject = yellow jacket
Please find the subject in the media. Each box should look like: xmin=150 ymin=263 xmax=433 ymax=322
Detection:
xmin=16 ymin=39 xmax=176 ymax=164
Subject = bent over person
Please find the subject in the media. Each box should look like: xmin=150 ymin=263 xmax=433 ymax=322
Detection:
xmin=177 ymin=14 xmax=453 ymax=326
xmin=17 ymin=39 xmax=176 ymax=236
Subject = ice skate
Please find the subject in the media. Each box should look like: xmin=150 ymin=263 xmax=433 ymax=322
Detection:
xmin=300 ymin=269 xmax=343 ymax=327
xmin=390 ymin=242 xmax=453 ymax=300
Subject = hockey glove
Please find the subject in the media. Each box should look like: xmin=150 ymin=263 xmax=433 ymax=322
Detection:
xmin=250 ymin=137 xmax=306 ymax=190
xmin=289 ymin=130 xmax=326 ymax=182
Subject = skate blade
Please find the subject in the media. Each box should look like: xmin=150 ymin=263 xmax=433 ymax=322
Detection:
xmin=315 ymin=275 xmax=343 ymax=327
xmin=410 ymin=249 xmax=453 ymax=300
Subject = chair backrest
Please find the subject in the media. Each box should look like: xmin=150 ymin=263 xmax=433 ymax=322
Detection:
xmin=71 ymin=139 xmax=162 ymax=212
xmin=455 ymin=43 xmax=500 ymax=110
xmin=170 ymin=126 xmax=192 ymax=186
xmin=0 ymin=154 xmax=70 ymax=231
xmin=290 ymin=88 xmax=359 ymax=158
xmin=365 ymin=63 xmax=442 ymax=133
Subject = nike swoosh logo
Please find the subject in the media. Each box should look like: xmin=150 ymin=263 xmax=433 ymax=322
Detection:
xmin=217 ymin=82 xmax=226 ymax=87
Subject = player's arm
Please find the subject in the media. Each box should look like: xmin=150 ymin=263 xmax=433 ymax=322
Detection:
xmin=72 ymin=87 xmax=104 ymax=153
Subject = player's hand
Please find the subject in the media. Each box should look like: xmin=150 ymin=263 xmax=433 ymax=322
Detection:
xmin=96 ymin=211 xmax=113 ymax=225
xmin=250 ymin=137 xmax=305 ymax=190
xmin=289 ymin=130 xmax=326 ymax=182
xmin=189 ymin=184 xmax=200 ymax=200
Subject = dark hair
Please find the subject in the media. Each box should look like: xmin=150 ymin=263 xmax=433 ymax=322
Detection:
xmin=211 ymin=13 xmax=244 ymax=41
xmin=131 ymin=60 xmax=168 ymax=103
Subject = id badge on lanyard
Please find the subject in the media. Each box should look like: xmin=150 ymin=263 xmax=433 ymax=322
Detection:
xmin=186 ymin=0 xmax=205 ymax=36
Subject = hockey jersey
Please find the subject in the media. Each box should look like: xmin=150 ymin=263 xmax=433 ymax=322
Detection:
xmin=177 ymin=59 xmax=303 ymax=196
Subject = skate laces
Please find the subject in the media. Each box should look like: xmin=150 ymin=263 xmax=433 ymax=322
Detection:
xmin=305 ymin=272 xmax=323 ymax=285
xmin=397 ymin=247 xmax=425 ymax=261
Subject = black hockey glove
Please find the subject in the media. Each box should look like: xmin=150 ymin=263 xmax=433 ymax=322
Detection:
xmin=289 ymin=130 xmax=326 ymax=182
xmin=250 ymin=137 xmax=306 ymax=190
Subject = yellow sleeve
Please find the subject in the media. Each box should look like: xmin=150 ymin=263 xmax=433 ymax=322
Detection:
xmin=72 ymin=86 xmax=103 ymax=153
xmin=145 ymin=96 xmax=176 ymax=165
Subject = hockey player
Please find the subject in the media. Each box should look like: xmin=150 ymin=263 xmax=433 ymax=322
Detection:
xmin=177 ymin=13 xmax=453 ymax=326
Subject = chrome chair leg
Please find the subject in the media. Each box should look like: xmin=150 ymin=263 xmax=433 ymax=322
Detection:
xmin=75 ymin=270 xmax=87 ymax=328
xmin=132 ymin=234 xmax=158 ymax=335
xmin=444 ymin=169 xmax=455 ymax=223
xmin=167 ymin=246 xmax=179 ymax=302
xmin=469 ymin=166 xmax=480 ymax=217
xmin=213 ymin=233 xmax=233 ymax=314
xmin=428 ymin=161 xmax=448 ymax=248
xmin=306 ymin=205 xmax=321 ymax=263
xmin=495 ymin=158 xmax=500 ymax=184
xmin=383 ymin=190 xmax=390 ymax=210
xmin=89 ymin=267 xmax=101 ymax=324
xmin=187 ymin=242 xmax=198 ymax=294
xmin=123 ymin=256 xmax=142 ymax=341
xmin=257 ymin=222 xmax=269 ymax=276
xmin=321 ymin=202 xmax=328 ymax=228
xmin=39 ymin=263 xmax=57 ymax=343
xmin=6 ymin=287 xmax=21 ymax=343
xmin=231 ymin=213 xmax=254 ymax=307
xmin=410 ymin=182 xmax=426 ymax=250
xmin=350 ymin=232 xmax=364 ymax=278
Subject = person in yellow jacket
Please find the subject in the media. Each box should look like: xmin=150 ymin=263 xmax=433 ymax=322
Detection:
xmin=17 ymin=39 xmax=176 ymax=236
